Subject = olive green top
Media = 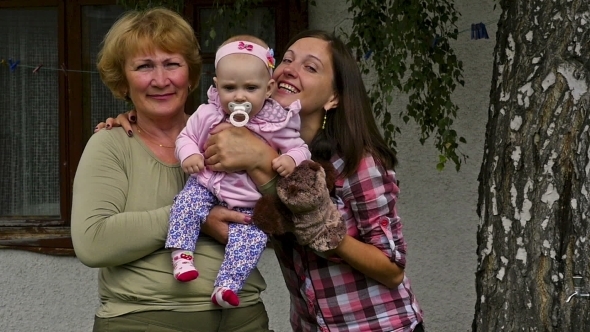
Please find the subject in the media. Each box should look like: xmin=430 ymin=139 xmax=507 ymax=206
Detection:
xmin=71 ymin=127 xmax=266 ymax=318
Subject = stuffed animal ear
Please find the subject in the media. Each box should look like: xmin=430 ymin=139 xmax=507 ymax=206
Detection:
xmin=313 ymin=159 xmax=337 ymax=193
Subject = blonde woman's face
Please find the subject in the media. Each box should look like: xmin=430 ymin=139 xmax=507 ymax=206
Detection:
xmin=124 ymin=49 xmax=190 ymax=118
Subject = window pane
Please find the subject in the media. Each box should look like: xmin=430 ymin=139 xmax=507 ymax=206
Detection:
xmin=81 ymin=5 xmax=127 ymax=143
xmin=199 ymin=7 xmax=276 ymax=53
xmin=193 ymin=63 xmax=215 ymax=106
xmin=0 ymin=8 xmax=60 ymax=217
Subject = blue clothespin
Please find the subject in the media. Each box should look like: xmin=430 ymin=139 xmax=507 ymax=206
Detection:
xmin=478 ymin=22 xmax=489 ymax=39
xmin=471 ymin=23 xmax=489 ymax=40
xmin=8 ymin=59 xmax=20 ymax=72
xmin=431 ymin=34 xmax=440 ymax=49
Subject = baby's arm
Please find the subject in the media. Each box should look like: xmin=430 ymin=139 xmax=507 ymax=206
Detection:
xmin=176 ymin=104 xmax=217 ymax=165
xmin=272 ymin=155 xmax=296 ymax=177
xmin=182 ymin=154 xmax=205 ymax=174
xmin=176 ymin=116 xmax=204 ymax=165
xmin=268 ymin=111 xmax=311 ymax=177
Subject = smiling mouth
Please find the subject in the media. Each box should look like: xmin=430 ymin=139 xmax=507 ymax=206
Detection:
xmin=278 ymin=83 xmax=299 ymax=94
xmin=149 ymin=93 xmax=175 ymax=98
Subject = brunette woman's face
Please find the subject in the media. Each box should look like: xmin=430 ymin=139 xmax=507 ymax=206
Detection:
xmin=271 ymin=37 xmax=338 ymax=116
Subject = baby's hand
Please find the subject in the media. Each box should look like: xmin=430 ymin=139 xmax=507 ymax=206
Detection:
xmin=182 ymin=154 xmax=205 ymax=174
xmin=272 ymin=155 xmax=296 ymax=177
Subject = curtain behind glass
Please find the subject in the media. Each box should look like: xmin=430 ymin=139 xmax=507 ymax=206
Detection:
xmin=82 ymin=6 xmax=128 ymax=143
xmin=0 ymin=8 xmax=60 ymax=217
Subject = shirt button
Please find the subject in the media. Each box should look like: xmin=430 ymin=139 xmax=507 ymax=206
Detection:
xmin=380 ymin=218 xmax=389 ymax=226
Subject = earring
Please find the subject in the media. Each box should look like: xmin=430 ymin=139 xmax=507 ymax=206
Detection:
xmin=321 ymin=110 xmax=327 ymax=130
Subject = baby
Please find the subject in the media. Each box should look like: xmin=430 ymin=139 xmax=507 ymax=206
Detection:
xmin=165 ymin=34 xmax=310 ymax=308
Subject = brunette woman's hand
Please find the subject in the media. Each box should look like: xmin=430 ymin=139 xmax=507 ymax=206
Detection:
xmin=204 ymin=123 xmax=279 ymax=185
xmin=201 ymin=206 xmax=251 ymax=244
xmin=94 ymin=110 xmax=137 ymax=136
xmin=204 ymin=123 xmax=259 ymax=172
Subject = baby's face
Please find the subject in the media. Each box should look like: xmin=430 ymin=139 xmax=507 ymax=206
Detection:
xmin=214 ymin=53 xmax=275 ymax=118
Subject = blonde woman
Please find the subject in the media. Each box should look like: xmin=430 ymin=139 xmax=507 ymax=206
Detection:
xmin=72 ymin=8 xmax=271 ymax=332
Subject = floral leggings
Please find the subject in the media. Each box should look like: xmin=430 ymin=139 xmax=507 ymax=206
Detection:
xmin=165 ymin=176 xmax=268 ymax=292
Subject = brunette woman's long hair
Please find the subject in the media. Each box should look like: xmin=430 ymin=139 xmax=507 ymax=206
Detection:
xmin=284 ymin=30 xmax=397 ymax=178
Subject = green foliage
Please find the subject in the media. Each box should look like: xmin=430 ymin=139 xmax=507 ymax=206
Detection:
xmin=117 ymin=0 xmax=266 ymax=49
xmin=118 ymin=0 xmax=467 ymax=171
xmin=344 ymin=0 xmax=466 ymax=171
xmin=117 ymin=0 xmax=184 ymax=13
xmin=201 ymin=0 xmax=264 ymax=48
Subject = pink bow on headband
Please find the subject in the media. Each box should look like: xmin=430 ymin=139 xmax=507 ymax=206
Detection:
xmin=238 ymin=42 xmax=253 ymax=51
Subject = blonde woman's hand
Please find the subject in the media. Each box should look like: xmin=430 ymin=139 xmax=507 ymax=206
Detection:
xmin=94 ymin=110 xmax=137 ymax=136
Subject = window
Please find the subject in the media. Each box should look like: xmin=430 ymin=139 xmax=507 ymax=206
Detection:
xmin=0 ymin=0 xmax=308 ymax=255
xmin=185 ymin=0 xmax=308 ymax=111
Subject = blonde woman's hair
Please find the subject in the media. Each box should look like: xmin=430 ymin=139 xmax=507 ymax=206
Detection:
xmin=97 ymin=7 xmax=202 ymax=100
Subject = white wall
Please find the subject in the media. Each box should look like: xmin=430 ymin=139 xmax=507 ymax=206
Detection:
xmin=0 ymin=1 xmax=499 ymax=331
xmin=310 ymin=0 xmax=499 ymax=330
xmin=0 ymin=249 xmax=290 ymax=332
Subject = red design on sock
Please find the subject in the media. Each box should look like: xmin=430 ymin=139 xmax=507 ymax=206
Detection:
xmin=180 ymin=253 xmax=193 ymax=260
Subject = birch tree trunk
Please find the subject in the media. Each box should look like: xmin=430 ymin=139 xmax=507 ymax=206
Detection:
xmin=475 ymin=0 xmax=590 ymax=331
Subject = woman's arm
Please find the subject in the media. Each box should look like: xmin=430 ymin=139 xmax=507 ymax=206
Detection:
xmin=71 ymin=131 xmax=170 ymax=268
xmin=204 ymin=124 xmax=279 ymax=186
xmin=332 ymin=155 xmax=406 ymax=289
xmin=331 ymin=235 xmax=405 ymax=288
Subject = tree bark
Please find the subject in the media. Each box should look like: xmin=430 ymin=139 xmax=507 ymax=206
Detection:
xmin=475 ymin=0 xmax=590 ymax=331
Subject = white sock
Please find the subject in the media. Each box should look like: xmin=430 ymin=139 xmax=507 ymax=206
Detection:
xmin=171 ymin=250 xmax=199 ymax=282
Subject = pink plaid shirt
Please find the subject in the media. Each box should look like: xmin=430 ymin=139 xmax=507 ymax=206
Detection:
xmin=272 ymin=154 xmax=423 ymax=332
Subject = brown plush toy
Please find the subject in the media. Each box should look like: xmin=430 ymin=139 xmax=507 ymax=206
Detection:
xmin=252 ymin=159 xmax=346 ymax=252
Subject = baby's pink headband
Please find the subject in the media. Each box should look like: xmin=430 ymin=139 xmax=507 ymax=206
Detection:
xmin=214 ymin=41 xmax=275 ymax=75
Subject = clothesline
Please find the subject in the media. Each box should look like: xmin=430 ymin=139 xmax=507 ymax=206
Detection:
xmin=0 ymin=20 xmax=495 ymax=75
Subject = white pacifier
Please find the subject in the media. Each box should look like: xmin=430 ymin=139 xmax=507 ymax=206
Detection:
xmin=228 ymin=101 xmax=252 ymax=127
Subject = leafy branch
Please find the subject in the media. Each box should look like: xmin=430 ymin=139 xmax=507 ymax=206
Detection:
xmin=343 ymin=0 xmax=466 ymax=171
xmin=201 ymin=0 xmax=263 ymax=48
